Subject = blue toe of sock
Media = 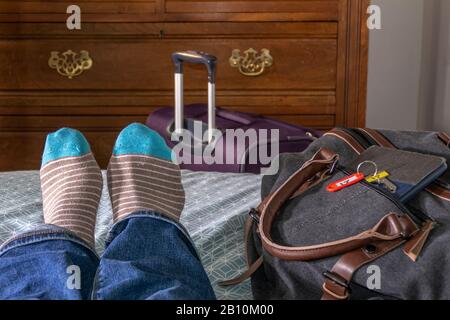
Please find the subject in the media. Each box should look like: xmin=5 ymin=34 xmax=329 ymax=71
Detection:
xmin=113 ymin=123 xmax=172 ymax=161
xmin=41 ymin=128 xmax=91 ymax=167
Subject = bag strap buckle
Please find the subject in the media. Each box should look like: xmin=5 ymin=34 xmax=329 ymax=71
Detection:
xmin=323 ymin=271 xmax=349 ymax=289
xmin=322 ymin=271 xmax=350 ymax=300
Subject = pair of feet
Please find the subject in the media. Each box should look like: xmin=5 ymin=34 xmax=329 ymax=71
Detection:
xmin=40 ymin=123 xmax=185 ymax=247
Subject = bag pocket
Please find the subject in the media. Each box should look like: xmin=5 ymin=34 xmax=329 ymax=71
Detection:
xmin=271 ymin=171 xmax=412 ymax=248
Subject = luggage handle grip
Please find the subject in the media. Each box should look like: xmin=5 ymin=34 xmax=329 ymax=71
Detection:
xmin=172 ymin=51 xmax=217 ymax=83
xmin=172 ymin=51 xmax=217 ymax=143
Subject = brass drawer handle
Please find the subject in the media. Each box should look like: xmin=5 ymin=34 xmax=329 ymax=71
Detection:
xmin=48 ymin=50 xmax=93 ymax=79
xmin=229 ymin=48 xmax=273 ymax=77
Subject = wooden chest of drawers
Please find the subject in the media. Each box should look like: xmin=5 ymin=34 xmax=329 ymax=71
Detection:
xmin=0 ymin=0 xmax=369 ymax=170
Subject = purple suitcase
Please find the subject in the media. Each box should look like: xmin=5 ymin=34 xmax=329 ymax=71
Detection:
xmin=146 ymin=51 xmax=321 ymax=173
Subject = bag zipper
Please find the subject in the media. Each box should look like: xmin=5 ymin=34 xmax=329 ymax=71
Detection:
xmin=338 ymin=166 xmax=432 ymax=224
xmin=334 ymin=128 xmax=435 ymax=222
xmin=351 ymin=128 xmax=450 ymax=193
xmin=328 ymin=128 xmax=450 ymax=203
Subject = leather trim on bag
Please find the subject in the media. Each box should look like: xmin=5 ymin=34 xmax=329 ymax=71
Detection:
xmin=423 ymin=184 xmax=450 ymax=202
xmin=321 ymin=238 xmax=406 ymax=300
xmin=438 ymin=132 xmax=450 ymax=148
xmin=321 ymin=218 xmax=435 ymax=300
xmin=358 ymin=128 xmax=396 ymax=148
xmin=260 ymin=212 xmax=418 ymax=261
xmin=323 ymin=130 xmax=365 ymax=154
xmin=219 ymin=256 xmax=263 ymax=286
xmin=219 ymin=214 xmax=263 ymax=286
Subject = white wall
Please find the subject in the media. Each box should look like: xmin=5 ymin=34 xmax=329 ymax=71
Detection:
xmin=424 ymin=0 xmax=450 ymax=132
xmin=367 ymin=0 xmax=450 ymax=132
xmin=366 ymin=0 xmax=425 ymax=130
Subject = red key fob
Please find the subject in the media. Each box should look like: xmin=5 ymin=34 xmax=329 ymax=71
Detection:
xmin=326 ymin=173 xmax=365 ymax=192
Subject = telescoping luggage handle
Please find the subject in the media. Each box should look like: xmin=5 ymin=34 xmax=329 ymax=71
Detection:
xmin=172 ymin=51 xmax=217 ymax=143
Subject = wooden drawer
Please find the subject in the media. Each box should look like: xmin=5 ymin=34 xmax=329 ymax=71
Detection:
xmin=0 ymin=0 xmax=158 ymax=22
xmin=0 ymin=0 xmax=341 ymax=22
xmin=0 ymin=92 xmax=335 ymax=115
xmin=0 ymin=23 xmax=337 ymax=92
xmin=0 ymin=113 xmax=333 ymax=131
xmin=163 ymin=0 xmax=340 ymax=21
xmin=0 ymin=21 xmax=338 ymax=132
xmin=0 ymin=115 xmax=148 ymax=131
xmin=0 ymin=91 xmax=336 ymax=136
xmin=0 ymin=1 xmax=157 ymax=14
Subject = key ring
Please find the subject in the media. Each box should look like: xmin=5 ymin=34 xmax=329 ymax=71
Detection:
xmin=357 ymin=160 xmax=378 ymax=178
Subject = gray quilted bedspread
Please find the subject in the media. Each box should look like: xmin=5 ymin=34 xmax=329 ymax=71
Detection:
xmin=0 ymin=170 xmax=262 ymax=300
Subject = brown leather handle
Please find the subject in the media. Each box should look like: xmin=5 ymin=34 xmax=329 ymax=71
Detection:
xmin=438 ymin=132 xmax=450 ymax=148
xmin=256 ymin=148 xmax=419 ymax=261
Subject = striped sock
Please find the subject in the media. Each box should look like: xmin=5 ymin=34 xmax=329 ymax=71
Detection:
xmin=107 ymin=123 xmax=185 ymax=223
xmin=40 ymin=128 xmax=102 ymax=247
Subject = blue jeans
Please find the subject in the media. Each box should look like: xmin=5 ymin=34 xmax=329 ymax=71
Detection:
xmin=0 ymin=212 xmax=216 ymax=300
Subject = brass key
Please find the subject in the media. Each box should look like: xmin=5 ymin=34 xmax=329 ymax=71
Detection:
xmin=379 ymin=177 xmax=397 ymax=193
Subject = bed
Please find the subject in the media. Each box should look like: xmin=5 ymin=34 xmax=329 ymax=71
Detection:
xmin=0 ymin=170 xmax=261 ymax=300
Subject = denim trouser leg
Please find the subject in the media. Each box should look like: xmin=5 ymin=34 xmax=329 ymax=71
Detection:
xmin=0 ymin=225 xmax=99 ymax=300
xmin=94 ymin=212 xmax=216 ymax=300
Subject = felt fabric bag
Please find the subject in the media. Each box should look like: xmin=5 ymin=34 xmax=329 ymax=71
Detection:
xmin=225 ymin=129 xmax=450 ymax=300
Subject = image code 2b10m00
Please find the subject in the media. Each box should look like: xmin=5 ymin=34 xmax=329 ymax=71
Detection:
xmin=220 ymin=304 xmax=274 ymax=316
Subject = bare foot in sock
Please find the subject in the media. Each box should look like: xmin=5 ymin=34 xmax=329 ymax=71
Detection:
xmin=40 ymin=128 xmax=102 ymax=247
xmin=107 ymin=123 xmax=185 ymax=223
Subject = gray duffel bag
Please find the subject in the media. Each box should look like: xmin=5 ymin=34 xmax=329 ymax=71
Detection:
xmin=223 ymin=129 xmax=450 ymax=300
